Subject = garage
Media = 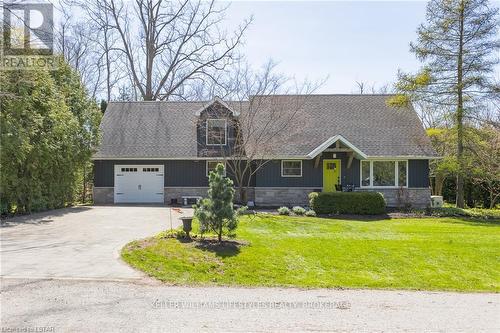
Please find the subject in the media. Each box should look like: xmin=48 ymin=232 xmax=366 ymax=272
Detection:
xmin=114 ymin=165 xmax=164 ymax=203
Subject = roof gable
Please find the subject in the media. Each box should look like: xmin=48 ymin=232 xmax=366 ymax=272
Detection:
xmin=194 ymin=97 xmax=240 ymax=117
xmin=307 ymin=135 xmax=368 ymax=159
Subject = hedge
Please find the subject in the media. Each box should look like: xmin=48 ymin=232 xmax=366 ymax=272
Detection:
xmin=308 ymin=192 xmax=386 ymax=215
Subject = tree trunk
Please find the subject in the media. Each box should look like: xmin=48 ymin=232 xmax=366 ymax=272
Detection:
xmin=239 ymin=186 xmax=247 ymax=204
xmin=491 ymin=192 xmax=498 ymax=209
xmin=218 ymin=224 xmax=223 ymax=243
xmin=455 ymin=1 xmax=465 ymax=208
xmin=434 ymin=173 xmax=445 ymax=196
xmin=82 ymin=164 xmax=86 ymax=203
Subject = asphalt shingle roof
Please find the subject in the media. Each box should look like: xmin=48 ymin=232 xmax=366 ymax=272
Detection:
xmin=94 ymin=95 xmax=438 ymax=159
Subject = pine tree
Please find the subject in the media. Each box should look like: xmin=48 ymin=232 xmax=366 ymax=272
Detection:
xmin=194 ymin=163 xmax=238 ymax=243
xmin=390 ymin=0 xmax=499 ymax=208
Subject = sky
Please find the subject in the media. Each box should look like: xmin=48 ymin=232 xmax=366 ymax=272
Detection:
xmin=17 ymin=0 xmax=498 ymax=95
xmin=223 ymin=1 xmax=499 ymax=93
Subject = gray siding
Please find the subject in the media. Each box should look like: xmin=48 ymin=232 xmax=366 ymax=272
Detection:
xmin=94 ymin=160 xmax=115 ymax=187
xmin=255 ymin=153 xmax=360 ymax=188
xmin=165 ymin=160 xmax=208 ymax=186
xmin=256 ymin=159 xmax=322 ymax=188
xmin=94 ymin=157 xmax=430 ymax=189
xmin=94 ymin=159 xmax=248 ymax=187
xmin=409 ymin=159 xmax=430 ymax=188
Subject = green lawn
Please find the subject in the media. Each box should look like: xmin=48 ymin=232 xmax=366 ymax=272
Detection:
xmin=122 ymin=215 xmax=500 ymax=291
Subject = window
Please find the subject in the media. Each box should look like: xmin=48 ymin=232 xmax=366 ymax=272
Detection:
xmin=143 ymin=167 xmax=159 ymax=172
xmin=121 ymin=167 xmax=137 ymax=172
xmin=361 ymin=161 xmax=370 ymax=186
xmin=373 ymin=161 xmax=395 ymax=186
xmin=206 ymin=119 xmax=227 ymax=145
xmin=360 ymin=160 xmax=408 ymax=187
xmin=398 ymin=161 xmax=407 ymax=187
xmin=206 ymin=161 xmax=226 ymax=176
xmin=281 ymin=160 xmax=302 ymax=177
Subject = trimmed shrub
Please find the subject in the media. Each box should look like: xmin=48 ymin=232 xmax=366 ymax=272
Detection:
xmin=305 ymin=209 xmax=316 ymax=217
xmin=309 ymin=192 xmax=386 ymax=215
xmin=427 ymin=206 xmax=500 ymax=219
xmin=277 ymin=206 xmax=291 ymax=215
xmin=292 ymin=206 xmax=306 ymax=215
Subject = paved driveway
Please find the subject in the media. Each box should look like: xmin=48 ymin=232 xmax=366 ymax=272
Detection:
xmin=2 ymin=278 xmax=499 ymax=332
xmin=0 ymin=206 xmax=187 ymax=279
xmin=1 ymin=206 xmax=499 ymax=332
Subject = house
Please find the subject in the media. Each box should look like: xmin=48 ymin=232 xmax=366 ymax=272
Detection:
xmin=93 ymin=94 xmax=438 ymax=208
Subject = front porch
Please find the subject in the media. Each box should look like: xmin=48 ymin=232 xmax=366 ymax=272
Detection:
xmin=254 ymin=135 xmax=432 ymax=208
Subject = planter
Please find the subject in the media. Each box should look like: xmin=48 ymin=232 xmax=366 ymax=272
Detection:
xmin=180 ymin=216 xmax=193 ymax=238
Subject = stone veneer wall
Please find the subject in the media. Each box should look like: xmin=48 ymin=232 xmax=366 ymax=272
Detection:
xmin=95 ymin=186 xmax=430 ymax=208
xmin=165 ymin=187 xmax=256 ymax=205
xmin=93 ymin=187 xmax=256 ymax=205
xmin=254 ymin=187 xmax=318 ymax=206
xmin=164 ymin=187 xmax=208 ymax=205
xmin=356 ymin=188 xmax=431 ymax=208
xmin=93 ymin=187 xmax=114 ymax=204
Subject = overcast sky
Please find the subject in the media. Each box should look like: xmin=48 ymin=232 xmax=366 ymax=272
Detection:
xmin=224 ymin=1 xmax=500 ymax=93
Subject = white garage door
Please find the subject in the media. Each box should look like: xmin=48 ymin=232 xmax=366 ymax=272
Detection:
xmin=114 ymin=165 xmax=164 ymax=203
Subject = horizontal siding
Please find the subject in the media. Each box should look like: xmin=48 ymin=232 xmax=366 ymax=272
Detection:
xmin=255 ymin=153 xmax=360 ymax=187
xmin=94 ymin=157 xmax=428 ymax=189
xmin=93 ymin=160 xmax=252 ymax=187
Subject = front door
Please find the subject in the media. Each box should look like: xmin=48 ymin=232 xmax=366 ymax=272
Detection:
xmin=323 ymin=159 xmax=341 ymax=192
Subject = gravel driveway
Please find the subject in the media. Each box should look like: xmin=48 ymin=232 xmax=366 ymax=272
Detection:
xmin=1 ymin=205 xmax=185 ymax=279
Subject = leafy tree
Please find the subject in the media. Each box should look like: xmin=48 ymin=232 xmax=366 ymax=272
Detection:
xmin=427 ymin=125 xmax=499 ymax=207
xmin=468 ymin=126 xmax=499 ymax=208
xmin=194 ymin=163 xmax=238 ymax=243
xmin=100 ymin=100 xmax=108 ymax=114
xmin=389 ymin=0 xmax=499 ymax=208
xmin=0 ymin=59 xmax=101 ymax=214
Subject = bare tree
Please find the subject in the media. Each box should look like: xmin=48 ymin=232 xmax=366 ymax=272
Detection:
xmin=197 ymin=61 xmax=324 ymax=203
xmin=55 ymin=9 xmax=94 ymax=78
xmin=97 ymin=0 xmax=251 ymax=101
xmin=413 ymin=101 xmax=453 ymax=129
xmin=57 ymin=0 xmax=126 ymax=101
xmin=353 ymin=81 xmax=390 ymax=95
xmin=370 ymin=83 xmax=389 ymax=94
xmin=355 ymin=81 xmax=365 ymax=94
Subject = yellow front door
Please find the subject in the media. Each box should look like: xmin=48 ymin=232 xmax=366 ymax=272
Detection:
xmin=323 ymin=159 xmax=341 ymax=192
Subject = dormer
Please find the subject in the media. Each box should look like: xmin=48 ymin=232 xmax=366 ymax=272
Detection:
xmin=196 ymin=97 xmax=239 ymax=157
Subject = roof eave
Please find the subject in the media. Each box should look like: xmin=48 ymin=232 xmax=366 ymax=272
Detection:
xmin=307 ymin=135 xmax=368 ymax=160
xmin=194 ymin=97 xmax=240 ymax=116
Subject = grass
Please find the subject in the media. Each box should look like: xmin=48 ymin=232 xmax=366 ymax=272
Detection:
xmin=122 ymin=214 xmax=500 ymax=292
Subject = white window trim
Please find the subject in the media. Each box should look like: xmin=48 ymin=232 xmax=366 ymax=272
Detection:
xmin=206 ymin=119 xmax=227 ymax=146
xmin=359 ymin=160 xmax=408 ymax=188
xmin=206 ymin=160 xmax=226 ymax=177
xmin=281 ymin=160 xmax=303 ymax=177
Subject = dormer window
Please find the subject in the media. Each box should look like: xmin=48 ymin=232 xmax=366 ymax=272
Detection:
xmin=206 ymin=119 xmax=227 ymax=145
